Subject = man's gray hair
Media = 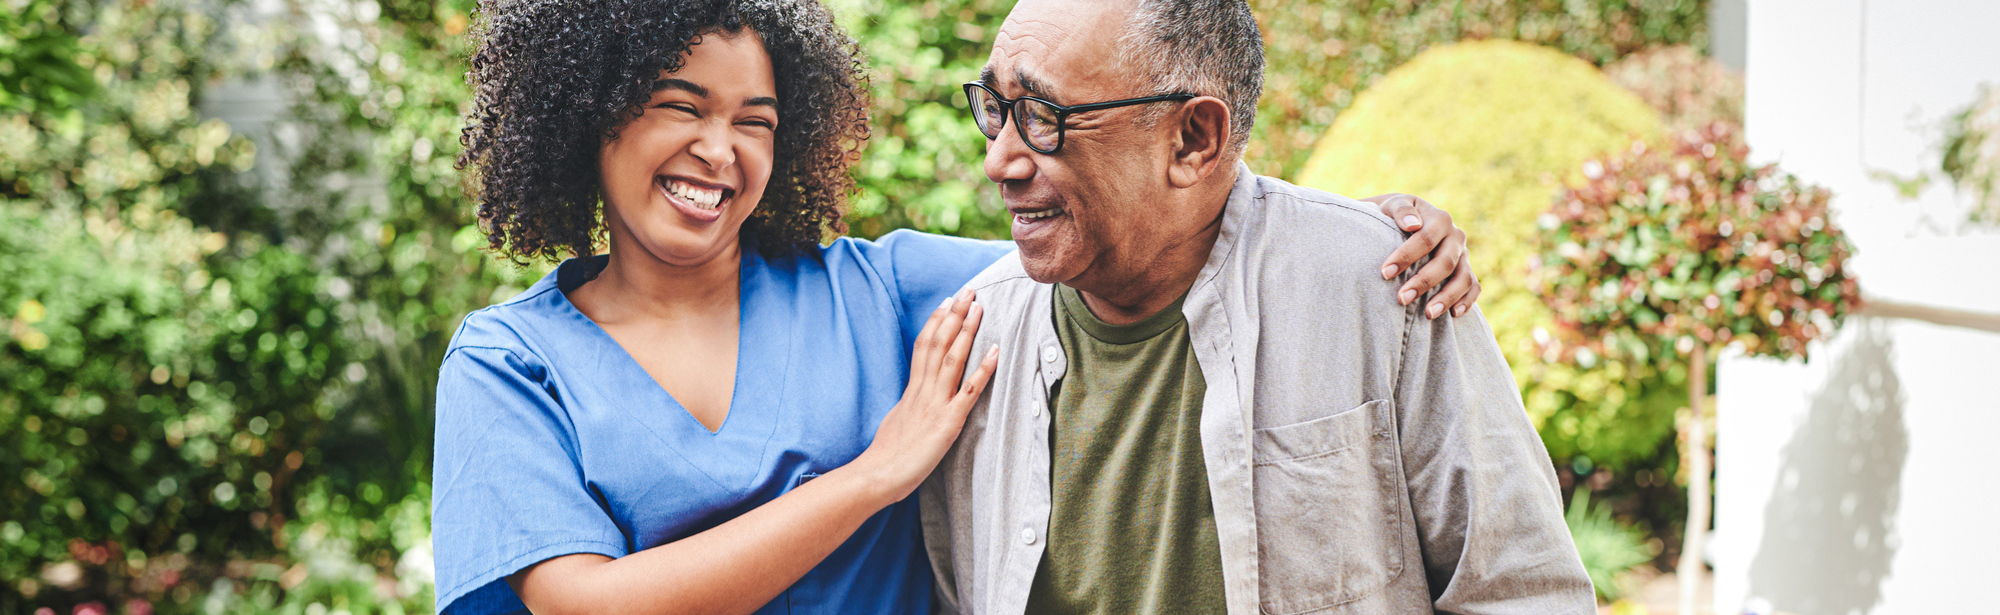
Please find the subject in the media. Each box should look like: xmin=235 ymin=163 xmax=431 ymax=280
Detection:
xmin=1120 ymin=0 xmax=1264 ymax=159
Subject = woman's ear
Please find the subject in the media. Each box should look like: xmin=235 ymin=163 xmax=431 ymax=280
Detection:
xmin=1167 ymin=96 xmax=1231 ymax=189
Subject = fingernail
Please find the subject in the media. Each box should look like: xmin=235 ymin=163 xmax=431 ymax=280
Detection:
xmin=1401 ymin=215 xmax=1420 ymax=229
xmin=988 ymin=344 xmax=1000 ymax=358
xmin=1399 ymin=289 xmax=1416 ymax=305
xmin=1381 ymin=264 xmax=1399 ymax=279
xmin=1427 ymin=302 xmax=1444 ymax=318
xmin=940 ymin=297 xmax=956 ymax=310
xmin=957 ymin=287 xmax=974 ymax=301
xmin=1453 ymin=304 xmax=1469 ymax=317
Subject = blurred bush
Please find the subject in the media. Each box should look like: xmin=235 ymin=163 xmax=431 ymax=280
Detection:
xmin=0 ymin=0 xmax=360 ymax=609
xmin=1943 ymin=85 xmax=2000 ymax=225
xmin=832 ymin=0 xmax=1015 ymax=240
xmin=1295 ymin=40 xmax=1680 ymax=473
xmin=1532 ymin=123 xmax=1860 ymax=364
xmin=1248 ymin=0 xmax=1709 ymax=180
xmin=0 ymin=0 xmax=97 ymax=114
xmin=1604 ymin=45 xmax=1744 ymax=132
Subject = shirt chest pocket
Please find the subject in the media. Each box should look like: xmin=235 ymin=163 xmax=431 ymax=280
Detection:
xmin=1250 ymin=399 xmax=1407 ymax=614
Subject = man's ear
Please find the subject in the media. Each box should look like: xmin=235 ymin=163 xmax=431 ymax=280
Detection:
xmin=1167 ymin=96 xmax=1230 ymax=189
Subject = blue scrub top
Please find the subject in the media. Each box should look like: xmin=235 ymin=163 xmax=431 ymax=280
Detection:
xmin=431 ymin=230 xmax=1013 ymax=615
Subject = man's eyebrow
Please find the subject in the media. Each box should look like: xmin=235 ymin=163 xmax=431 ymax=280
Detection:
xmin=652 ymin=78 xmax=708 ymax=97
xmin=978 ymin=65 xmax=1059 ymax=101
xmin=1014 ymin=68 xmax=1058 ymax=101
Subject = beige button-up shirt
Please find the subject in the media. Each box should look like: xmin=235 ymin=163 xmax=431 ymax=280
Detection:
xmin=920 ymin=165 xmax=1595 ymax=615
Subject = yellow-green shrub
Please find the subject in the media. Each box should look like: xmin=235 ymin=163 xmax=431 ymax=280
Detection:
xmin=1295 ymin=40 xmax=1677 ymax=470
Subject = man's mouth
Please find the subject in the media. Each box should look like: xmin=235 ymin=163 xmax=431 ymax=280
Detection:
xmin=657 ymin=176 xmax=733 ymax=211
xmin=1014 ymin=207 xmax=1064 ymax=223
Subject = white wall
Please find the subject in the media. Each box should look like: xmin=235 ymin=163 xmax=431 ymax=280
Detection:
xmin=1715 ymin=1 xmax=2000 ymax=614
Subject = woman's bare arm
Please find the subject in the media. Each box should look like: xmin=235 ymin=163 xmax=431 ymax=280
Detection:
xmin=509 ymin=291 xmax=999 ymax=615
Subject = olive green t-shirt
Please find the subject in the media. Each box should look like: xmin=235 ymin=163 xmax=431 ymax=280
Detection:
xmin=1023 ymin=284 xmax=1227 ymax=615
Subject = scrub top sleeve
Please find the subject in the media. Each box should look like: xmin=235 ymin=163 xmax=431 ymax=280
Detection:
xmin=431 ymin=344 xmax=628 ymax=615
xmin=870 ymin=229 xmax=1016 ymax=347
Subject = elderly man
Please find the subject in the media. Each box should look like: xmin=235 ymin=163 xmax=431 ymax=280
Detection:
xmin=919 ymin=0 xmax=1595 ymax=613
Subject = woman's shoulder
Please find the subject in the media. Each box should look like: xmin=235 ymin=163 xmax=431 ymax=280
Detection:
xmin=446 ymin=268 xmax=572 ymax=360
xmin=822 ymin=230 xmax=1014 ymax=285
xmin=826 ymin=228 xmax=1012 ymax=258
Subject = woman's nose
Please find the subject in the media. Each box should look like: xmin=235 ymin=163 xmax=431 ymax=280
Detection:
xmin=689 ymin=120 xmax=736 ymax=170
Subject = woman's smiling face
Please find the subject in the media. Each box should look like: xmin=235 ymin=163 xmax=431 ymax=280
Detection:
xmin=599 ymin=30 xmax=778 ymax=268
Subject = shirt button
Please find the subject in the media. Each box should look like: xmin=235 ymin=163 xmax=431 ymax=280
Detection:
xmin=1020 ymin=527 xmax=1038 ymax=545
xmin=1030 ymin=404 xmax=1041 ymax=418
xmin=1041 ymin=346 xmax=1059 ymax=363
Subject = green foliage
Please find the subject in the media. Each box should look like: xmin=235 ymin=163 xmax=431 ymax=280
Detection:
xmin=253 ymin=1 xmax=544 ymax=608
xmin=829 ymin=0 xmax=1015 ymax=240
xmin=0 ymin=0 xmax=487 ymax=609
xmin=0 ymin=203 xmax=352 ymax=610
xmin=1943 ymin=85 xmax=2000 ymax=225
xmin=1296 ymin=39 xmax=1679 ymax=471
xmin=0 ymin=0 xmax=97 ymax=113
xmin=1566 ymin=488 xmax=1655 ymax=602
xmin=0 ymin=4 xmax=257 ymax=211
xmin=1249 ymin=0 xmax=1709 ymax=180
xmin=0 ymin=0 xmax=352 ymax=608
xmin=1533 ymin=123 xmax=1861 ymax=363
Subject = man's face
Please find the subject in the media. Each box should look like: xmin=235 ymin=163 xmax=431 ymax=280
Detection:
xmin=982 ymin=0 xmax=1173 ymax=286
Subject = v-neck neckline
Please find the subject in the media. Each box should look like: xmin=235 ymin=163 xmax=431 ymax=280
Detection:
xmin=552 ymin=251 xmax=791 ymax=454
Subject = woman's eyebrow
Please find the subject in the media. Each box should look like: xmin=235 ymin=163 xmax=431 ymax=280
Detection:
xmin=652 ymin=78 xmax=708 ymax=97
xmin=653 ymin=79 xmax=775 ymax=109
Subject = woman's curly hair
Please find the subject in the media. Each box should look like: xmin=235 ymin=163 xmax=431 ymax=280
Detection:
xmin=458 ymin=0 xmax=870 ymax=265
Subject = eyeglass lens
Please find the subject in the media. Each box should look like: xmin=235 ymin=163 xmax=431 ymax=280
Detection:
xmin=968 ymin=85 xmax=1062 ymax=152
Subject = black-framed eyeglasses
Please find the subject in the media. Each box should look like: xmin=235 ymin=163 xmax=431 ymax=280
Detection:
xmin=963 ymin=81 xmax=1195 ymax=155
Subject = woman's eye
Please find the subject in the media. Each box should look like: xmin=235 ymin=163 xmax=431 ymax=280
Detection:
xmin=655 ymin=102 xmax=696 ymax=114
xmin=739 ymin=118 xmax=776 ymax=130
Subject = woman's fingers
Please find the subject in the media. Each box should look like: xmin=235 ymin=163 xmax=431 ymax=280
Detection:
xmin=932 ymin=345 xmax=999 ymax=443
xmin=1452 ymin=252 xmax=1482 ymax=317
xmin=1399 ymin=227 xmax=1466 ymax=316
xmin=1428 ymin=246 xmax=1479 ymax=318
xmin=1369 ymin=193 xmax=1427 ymax=232
xmin=936 ymin=301 xmax=983 ymax=391
xmin=921 ymin=290 xmax=976 ymax=396
xmin=1368 ymin=194 xmax=1452 ymax=280
xmin=907 ymin=296 xmax=956 ymax=396
xmin=959 ymin=345 xmax=999 ymax=400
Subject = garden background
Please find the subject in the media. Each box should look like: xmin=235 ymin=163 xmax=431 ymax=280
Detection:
xmin=5 ymin=0 xmax=1993 ymax=613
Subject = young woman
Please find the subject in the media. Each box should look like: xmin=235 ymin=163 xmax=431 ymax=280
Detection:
xmin=431 ymin=1 xmax=1480 ymax=614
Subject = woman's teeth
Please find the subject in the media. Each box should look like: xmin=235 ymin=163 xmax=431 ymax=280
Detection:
xmin=660 ymin=179 xmax=725 ymax=210
xmin=1015 ymin=208 xmax=1063 ymax=221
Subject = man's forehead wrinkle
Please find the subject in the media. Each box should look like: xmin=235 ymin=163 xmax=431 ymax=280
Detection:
xmin=995 ymin=17 xmax=1070 ymax=56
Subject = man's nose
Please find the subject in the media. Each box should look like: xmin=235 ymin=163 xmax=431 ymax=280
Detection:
xmin=983 ymin=119 xmax=1036 ymax=185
